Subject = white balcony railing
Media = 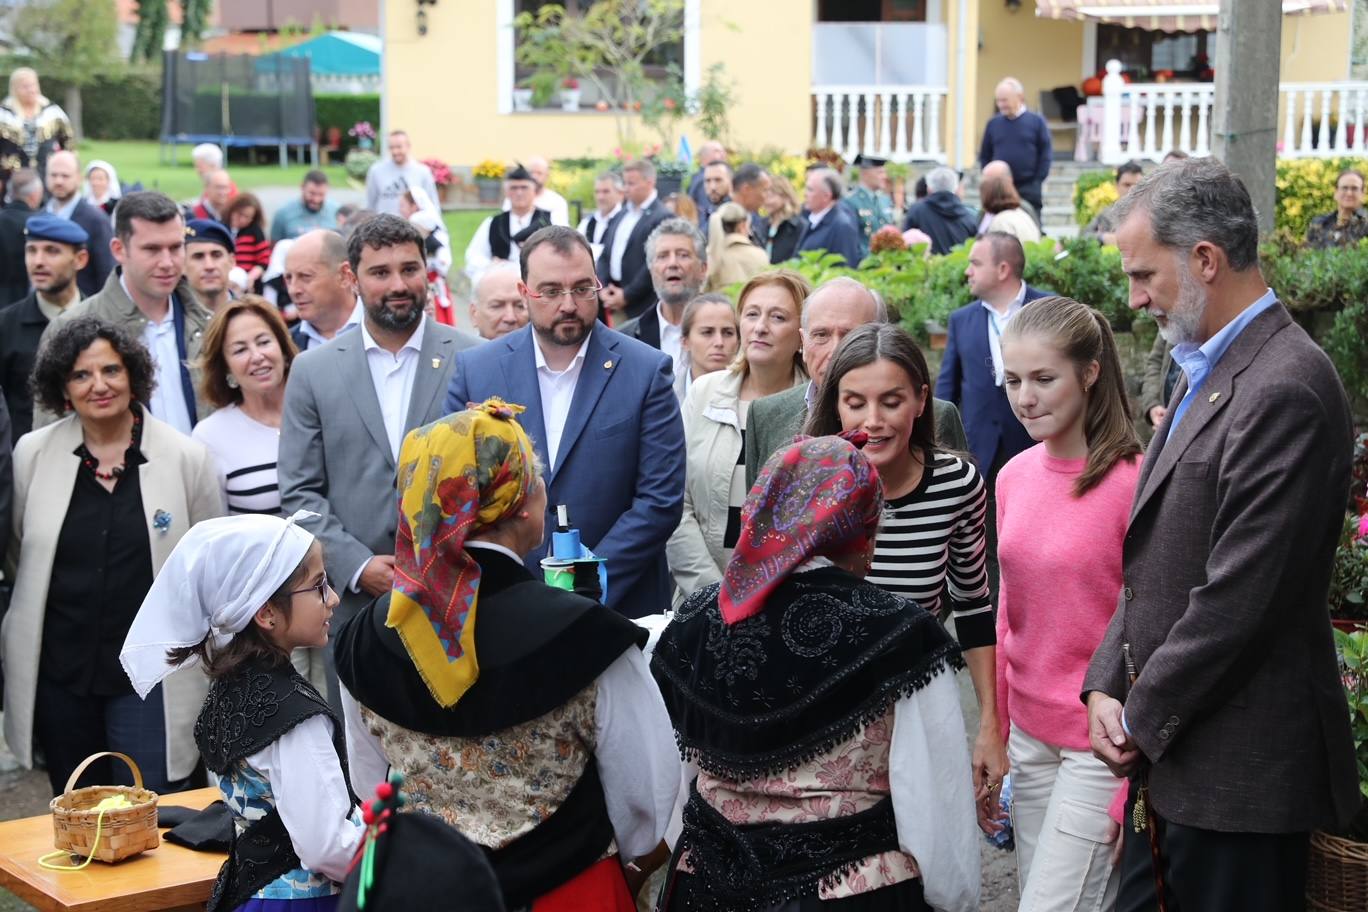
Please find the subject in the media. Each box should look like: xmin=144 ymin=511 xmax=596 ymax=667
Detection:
xmin=1090 ymin=59 xmax=1368 ymax=164
xmin=812 ymin=85 xmax=949 ymax=164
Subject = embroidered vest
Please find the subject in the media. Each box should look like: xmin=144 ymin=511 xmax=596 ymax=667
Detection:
xmin=489 ymin=208 xmax=552 ymax=260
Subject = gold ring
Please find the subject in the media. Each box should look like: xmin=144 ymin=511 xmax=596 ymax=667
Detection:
xmin=987 ymin=781 xmax=1000 ymax=791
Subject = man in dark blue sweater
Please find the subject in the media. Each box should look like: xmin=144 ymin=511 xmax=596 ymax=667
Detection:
xmin=978 ymin=77 xmax=1053 ymax=216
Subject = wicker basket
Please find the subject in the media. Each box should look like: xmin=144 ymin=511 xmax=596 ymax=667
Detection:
xmin=49 ymin=751 xmax=160 ymax=863
xmin=1307 ymin=829 xmax=1368 ymax=911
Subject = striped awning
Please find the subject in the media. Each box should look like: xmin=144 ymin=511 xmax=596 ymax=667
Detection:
xmin=1035 ymin=0 xmax=1349 ymax=32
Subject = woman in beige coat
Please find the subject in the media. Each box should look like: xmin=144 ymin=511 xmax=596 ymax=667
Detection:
xmin=3 ymin=317 xmax=224 ymax=794
xmin=705 ymin=202 xmax=771 ymax=292
xmin=665 ymin=271 xmax=809 ymax=600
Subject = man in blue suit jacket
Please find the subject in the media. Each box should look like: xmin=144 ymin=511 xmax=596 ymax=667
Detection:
xmin=447 ymin=226 xmax=685 ymax=618
xmin=938 ymin=232 xmax=1053 ymax=479
xmin=794 ymin=167 xmax=863 ymax=267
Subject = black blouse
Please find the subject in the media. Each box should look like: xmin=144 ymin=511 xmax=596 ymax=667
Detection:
xmin=41 ymin=411 xmax=152 ymax=696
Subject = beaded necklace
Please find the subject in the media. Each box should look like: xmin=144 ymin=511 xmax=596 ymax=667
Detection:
xmin=76 ymin=407 xmax=144 ymax=482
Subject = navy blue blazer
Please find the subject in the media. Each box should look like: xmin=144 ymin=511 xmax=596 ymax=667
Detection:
xmin=67 ymin=199 xmax=114 ymax=299
xmin=935 ymin=285 xmax=1051 ymax=474
xmin=444 ymin=323 xmax=685 ymax=618
xmin=794 ymin=203 xmax=863 ymax=267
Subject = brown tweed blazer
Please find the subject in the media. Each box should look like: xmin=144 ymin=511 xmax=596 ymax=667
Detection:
xmin=1083 ymin=301 xmax=1360 ymax=833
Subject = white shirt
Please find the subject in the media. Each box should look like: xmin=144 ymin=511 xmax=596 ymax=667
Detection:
xmin=361 ymin=317 xmax=425 ymax=462
xmin=982 ymin=281 xmax=1027 ymax=386
xmin=657 ymin=301 xmax=685 ymax=380
xmin=341 ymin=647 xmax=679 ymax=861
xmin=609 ymin=192 xmax=658 ymax=281
xmin=298 ymin=299 xmax=363 ymax=350
xmin=534 ymin=333 xmax=592 ymax=470
xmin=243 ymin=714 xmax=364 ymax=883
xmin=464 ymin=209 xmax=537 ymax=285
xmin=807 ymin=202 xmax=835 ymax=229
xmin=123 ymin=275 xmax=193 ymax=434
xmin=577 ymin=203 xmax=622 ymax=246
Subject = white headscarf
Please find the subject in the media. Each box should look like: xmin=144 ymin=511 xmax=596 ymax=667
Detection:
xmin=120 ymin=511 xmax=318 ymax=699
xmin=82 ymin=159 xmax=121 ymax=207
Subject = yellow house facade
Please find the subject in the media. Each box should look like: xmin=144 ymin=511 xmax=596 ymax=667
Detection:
xmin=381 ymin=1 xmax=1358 ymax=170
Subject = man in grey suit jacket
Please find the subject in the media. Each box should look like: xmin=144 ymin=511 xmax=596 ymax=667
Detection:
xmin=743 ymin=276 xmax=968 ymax=489
xmin=279 ymin=215 xmax=479 ymax=706
xmin=1084 ymin=159 xmax=1358 ymax=910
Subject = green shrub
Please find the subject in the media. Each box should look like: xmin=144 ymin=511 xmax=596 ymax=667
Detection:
xmin=38 ymin=69 xmax=163 ymax=140
xmin=1025 ymin=237 xmax=1131 ymax=330
xmin=315 ymin=93 xmax=380 ymax=145
xmin=1325 ymin=297 xmax=1368 ymax=405
xmin=1261 ymin=238 xmax=1368 ymax=313
xmin=1072 ymin=169 xmax=1114 ymax=226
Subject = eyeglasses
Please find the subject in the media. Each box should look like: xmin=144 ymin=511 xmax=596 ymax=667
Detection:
xmin=526 ymin=281 xmax=602 ymax=303
xmin=287 ymin=575 xmax=332 ymax=606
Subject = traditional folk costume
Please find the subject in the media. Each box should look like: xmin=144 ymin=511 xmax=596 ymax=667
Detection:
xmin=0 ymin=94 xmax=71 ymax=182
xmin=336 ymin=400 xmax=679 ymax=912
xmin=121 ymin=512 xmax=363 ymax=912
xmin=652 ymin=435 xmax=982 ymax=912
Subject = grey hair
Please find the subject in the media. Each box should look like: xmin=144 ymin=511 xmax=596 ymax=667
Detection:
xmin=801 ymin=276 xmax=887 ymax=330
xmin=645 ymin=217 xmax=707 ymax=266
xmin=192 ymin=143 xmax=224 ymax=167
xmin=810 ymin=167 xmax=845 ymax=200
xmin=925 ymin=166 xmax=958 ymax=195
xmin=997 ymin=77 xmax=1025 ymax=95
xmin=9 ymin=168 xmax=42 ymax=202
xmin=595 ymin=170 xmax=624 ymax=190
xmin=623 ymin=159 xmax=657 ymax=182
xmin=1112 ymin=157 xmax=1260 ymax=272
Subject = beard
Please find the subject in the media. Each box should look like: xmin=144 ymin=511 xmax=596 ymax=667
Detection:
xmin=1156 ymin=263 xmax=1207 ymax=346
xmin=533 ymin=312 xmax=592 ymax=348
xmin=368 ymin=290 xmax=425 ymax=332
xmin=655 ymin=276 xmax=703 ymax=310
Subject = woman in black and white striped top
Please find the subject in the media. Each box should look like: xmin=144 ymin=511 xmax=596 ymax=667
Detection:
xmin=806 ymin=322 xmax=1005 ymax=827
xmin=192 ymin=296 xmax=299 ymax=517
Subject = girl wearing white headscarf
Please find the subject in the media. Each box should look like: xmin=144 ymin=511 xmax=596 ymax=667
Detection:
xmin=83 ymin=159 xmax=121 ymax=217
xmin=122 ymin=512 xmax=362 ymax=912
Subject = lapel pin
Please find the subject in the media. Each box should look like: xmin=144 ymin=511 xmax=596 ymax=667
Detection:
xmin=1208 ymin=391 xmax=1221 ymax=403
xmin=604 ymin=360 xmax=613 ymax=370
xmin=432 ymin=357 xmax=441 ymax=369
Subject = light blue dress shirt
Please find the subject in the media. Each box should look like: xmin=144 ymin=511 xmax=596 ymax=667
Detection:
xmin=1166 ymin=288 xmax=1278 ymax=439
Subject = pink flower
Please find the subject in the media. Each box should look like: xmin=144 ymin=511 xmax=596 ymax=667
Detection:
xmin=1357 ymin=512 xmax=1368 ymax=541
xmin=815 ymin=755 xmax=855 ymax=788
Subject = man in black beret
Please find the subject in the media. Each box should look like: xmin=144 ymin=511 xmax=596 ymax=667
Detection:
xmin=184 ymin=218 xmax=235 ymax=314
xmin=463 ymin=163 xmax=553 ymax=286
xmin=0 ymin=214 xmax=88 ymax=441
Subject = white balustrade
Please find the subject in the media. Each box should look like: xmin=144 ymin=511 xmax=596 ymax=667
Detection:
xmin=1095 ymin=58 xmax=1368 ymax=164
xmin=810 ymin=85 xmax=948 ymax=163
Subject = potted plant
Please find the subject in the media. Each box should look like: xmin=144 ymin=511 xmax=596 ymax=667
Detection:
xmin=1306 ymin=627 xmax=1368 ymax=909
xmin=561 ymin=77 xmax=581 ymax=112
xmin=652 ymin=157 xmax=690 ymax=197
xmin=513 ymin=82 xmax=534 ymax=112
xmin=347 ymin=120 xmax=376 ymax=151
xmin=473 ymin=159 xmax=506 ymax=206
xmin=529 ymin=71 xmax=560 ymax=109
xmin=423 ymin=158 xmax=454 ymax=205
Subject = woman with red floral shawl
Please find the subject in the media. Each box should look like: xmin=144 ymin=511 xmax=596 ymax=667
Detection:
xmin=651 ymin=434 xmax=981 ymax=912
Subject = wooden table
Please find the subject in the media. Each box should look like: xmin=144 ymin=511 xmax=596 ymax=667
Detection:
xmin=0 ymin=787 xmax=225 ymax=912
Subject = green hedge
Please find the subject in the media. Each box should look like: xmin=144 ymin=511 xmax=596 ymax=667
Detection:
xmin=39 ymin=69 xmax=163 ymax=140
xmin=315 ymin=93 xmax=380 ymax=145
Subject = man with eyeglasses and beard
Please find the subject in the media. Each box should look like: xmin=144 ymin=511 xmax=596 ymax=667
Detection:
xmin=279 ymin=213 xmax=480 ymax=710
xmin=446 ymin=225 xmax=685 ymax=619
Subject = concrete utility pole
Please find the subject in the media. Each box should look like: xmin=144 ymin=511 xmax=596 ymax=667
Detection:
xmin=1211 ymin=0 xmax=1282 ymax=235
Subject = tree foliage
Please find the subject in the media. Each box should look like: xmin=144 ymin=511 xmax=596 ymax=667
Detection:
xmin=132 ymin=0 xmax=170 ymax=63
xmin=8 ymin=0 xmax=118 ymax=85
xmin=181 ymin=0 xmax=214 ymax=48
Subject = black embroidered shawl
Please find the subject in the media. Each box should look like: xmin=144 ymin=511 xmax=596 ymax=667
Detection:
xmin=650 ymin=566 xmax=964 ymax=781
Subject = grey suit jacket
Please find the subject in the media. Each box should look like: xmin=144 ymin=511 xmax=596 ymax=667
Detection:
xmin=278 ymin=319 xmax=480 ymax=624
xmin=743 ymin=381 xmax=970 ymax=489
xmin=1083 ymin=302 xmax=1359 ymax=833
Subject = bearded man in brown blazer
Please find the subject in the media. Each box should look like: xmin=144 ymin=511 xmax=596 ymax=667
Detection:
xmin=1082 ymin=157 xmax=1360 ymax=911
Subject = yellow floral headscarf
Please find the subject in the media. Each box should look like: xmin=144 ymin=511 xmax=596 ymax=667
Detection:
xmin=386 ymin=398 xmax=538 ymax=707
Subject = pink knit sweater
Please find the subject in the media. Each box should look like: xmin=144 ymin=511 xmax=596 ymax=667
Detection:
xmin=994 ymin=445 xmax=1141 ymax=752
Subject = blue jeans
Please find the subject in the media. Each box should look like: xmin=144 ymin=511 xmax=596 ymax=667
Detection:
xmin=33 ymin=676 xmax=186 ymax=796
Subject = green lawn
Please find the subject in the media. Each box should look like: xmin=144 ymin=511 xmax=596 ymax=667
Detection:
xmin=443 ymin=209 xmax=497 ymax=273
xmin=76 ymin=140 xmax=351 ymax=201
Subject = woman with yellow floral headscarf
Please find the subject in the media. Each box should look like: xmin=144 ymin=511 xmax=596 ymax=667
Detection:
xmin=334 ymin=399 xmax=680 ymax=912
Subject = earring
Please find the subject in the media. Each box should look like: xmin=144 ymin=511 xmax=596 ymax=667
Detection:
xmin=226 ymin=375 xmax=240 ymax=389
xmin=519 ymin=511 xmax=529 ymax=519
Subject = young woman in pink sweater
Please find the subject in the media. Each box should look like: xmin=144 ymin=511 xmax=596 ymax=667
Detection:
xmin=995 ymin=296 xmax=1143 ymax=911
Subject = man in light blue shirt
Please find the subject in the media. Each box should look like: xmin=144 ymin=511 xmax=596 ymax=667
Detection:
xmin=270 ymin=170 xmax=340 ymax=243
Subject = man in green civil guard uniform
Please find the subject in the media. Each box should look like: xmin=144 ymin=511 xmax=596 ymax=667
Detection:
xmin=846 ymin=154 xmax=894 ymax=259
